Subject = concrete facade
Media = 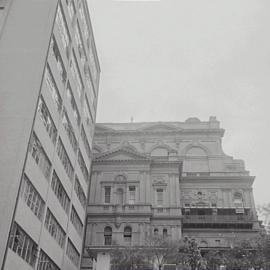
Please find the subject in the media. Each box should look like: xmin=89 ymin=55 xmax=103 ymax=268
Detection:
xmin=0 ymin=0 xmax=100 ymax=269
xmin=82 ymin=117 xmax=260 ymax=269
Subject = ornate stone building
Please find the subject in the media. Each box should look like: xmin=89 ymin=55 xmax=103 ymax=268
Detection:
xmin=81 ymin=117 xmax=260 ymax=270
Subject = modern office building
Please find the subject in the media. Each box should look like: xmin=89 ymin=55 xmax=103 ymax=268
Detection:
xmin=82 ymin=117 xmax=260 ymax=270
xmin=0 ymin=0 xmax=100 ymax=269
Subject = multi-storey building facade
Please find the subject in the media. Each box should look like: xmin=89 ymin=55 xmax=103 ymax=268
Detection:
xmin=82 ymin=117 xmax=260 ymax=270
xmin=0 ymin=0 xmax=100 ymax=269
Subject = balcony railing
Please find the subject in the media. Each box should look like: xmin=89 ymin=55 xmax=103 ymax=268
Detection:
xmin=152 ymin=207 xmax=182 ymax=216
xmin=183 ymin=214 xmax=254 ymax=224
xmin=87 ymin=204 xmax=152 ymax=215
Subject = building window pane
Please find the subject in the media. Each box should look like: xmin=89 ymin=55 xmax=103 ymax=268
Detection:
xmin=62 ymin=109 xmax=78 ymax=153
xmin=156 ymin=189 xmax=163 ymax=206
xmin=123 ymin=226 xmax=132 ymax=245
xmin=44 ymin=208 xmax=66 ymax=248
xmin=37 ymin=249 xmax=60 ymax=270
xmin=29 ymin=132 xmax=52 ymax=180
xmin=83 ymin=95 xmax=94 ymax=140
xmin=20 ymin=174 xmax=45 ymax=220
xmin=104 ymin=187 xmax=111 ymax=203
xmin=66 ymin=239 xmax=80 ymax=267
xmin=74 ymin=176 xmax=86 ymax=209
xmin=51 ymin=170 xmax=70 ymax=214
xmin=81 ymin=125 xmax=91 ymax=159
xmin=56 ymin=138 xmax=74 ymax=181
xmin=104 ymin=226 xmax=112 ymax=246
xmin=70 ymin=50 xmax=83 ymax=100
xmin=78 ymin=150 xmax=89 ymax=182
xmin=128 ymin=186 xmax=136 ymax=205
xmin=8 ymin=222 xmax=38 ymax=267
xmin=37 ymin=96 xmax=57 ymax=144
xmin=70 ymin=206 xmax=83 ymax=237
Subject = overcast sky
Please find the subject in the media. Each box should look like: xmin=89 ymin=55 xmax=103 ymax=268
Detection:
xmin=87 ymin=0 xmax=270 ymax=205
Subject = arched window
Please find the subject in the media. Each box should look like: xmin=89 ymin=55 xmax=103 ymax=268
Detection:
xmin=124 ymin=226 xmax=132 ymax=244
xmin=104 ymin=226 xmax=112 ymax=245
xmin=154 ymin=228 xmax=159 ymax=236
xmin=163 ymin=228 xmax=168 ymax=237
xmin=200 ymin=240 xmax=208 ymax=248
xmin=116 ymin=188 xmax=124 ymax=205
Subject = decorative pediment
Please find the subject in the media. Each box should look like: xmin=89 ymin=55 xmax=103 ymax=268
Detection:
xmin=138 ymin=123 xmax=181 ymax=133
xmin=94 ymin=146 xmax=148 ymax=162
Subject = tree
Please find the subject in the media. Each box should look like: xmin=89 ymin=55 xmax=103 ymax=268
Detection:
xmin=144 ymin=235 xmax=181 ymax=270
xmin=178 ymin=237 xmax=206 ymax=270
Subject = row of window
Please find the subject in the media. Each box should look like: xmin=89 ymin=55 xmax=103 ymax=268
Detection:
xmin=104 ymin=186 xmax=136 ymax=204
xmin=104 ymin=226 xmax=132 ymax=245
xmin=78 ymin=150 xmax=89 ymax=182
xmin=8 ymin=222 xmax=79 ymax=269
xmin=74 ymin=176 xmax=87 ymax=209
xmin=70 ymin=206 xmax=83 ymax=236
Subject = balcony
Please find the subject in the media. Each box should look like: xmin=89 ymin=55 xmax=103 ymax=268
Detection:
xmin=182 ymin=214 xmax=254 ymax=229
xmin=152 ymin=207 xmax=182 ymax=217
xmin=87 ymin=204 xmax=152 ymax=216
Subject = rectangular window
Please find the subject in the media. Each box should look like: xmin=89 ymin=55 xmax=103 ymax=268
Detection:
xmin=78 ymin=150 xmax=89 ymax=183
xmin=156 ymin=189 xmax=163 ymax=206
xmin=66 ymin=82 xmax=81 ymax=127
xmin=78 ymin=0 xmax=89 ymax=41
xmin=45 ymin=64 xmax=63 ymax=112
xmin=49 ymin=37 xmax=67 ymax=84
xmin=81 ymin=125 xmax=91 ymax=159
xmin=29 ymin=132 xmax=52 ymax=180
xmin=83 ymin=95 xmax=94 ymax=139
xmin=56 ymin=3 xmax=71 ymax=59
xmin=128 ymin=186 xmax=136 ymax=205
xmin=70 ymin=50 xmax=84 ymax=100
xmin=70 ymin=206 xmax=83 ymax=237
xmin=66 ymin=0 xmax=75 ymax=23
xmin=84 ymin=65 xmax=96 ymax=109
xmin=75 ymin=22 xmax=87 ymax=67
xmin=62 ymin=109 xmax=78 ymax=153
xmin=89 ymin=42 xmax=98 ymax=88
xmin=74 ymin=176 xmax=86 ymax=209
xmin=20 ymin=174 xmax=45 ymax=221
xmin=56 ymin=138 xmax=74 ymax=181
xmin=8 ymin=222 xmax=38 ymax=267
xmin=104 ymin=187 xmax=111 ymax=204
xmin=51 ymin=170 xmax=70 ymax=214
xmin=44 ymin=209 xmax=66 ymax=248
xmin=37 ymin=96 xmax=57 ymax=144
xmin=37 ymin=249 xmax=60 ymax=270
xmin=66 ymin=239 xmax=80 ymax=267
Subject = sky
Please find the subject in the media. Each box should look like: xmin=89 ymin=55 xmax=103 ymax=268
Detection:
xmin=87 ymin=0 xmax=270 ymax=205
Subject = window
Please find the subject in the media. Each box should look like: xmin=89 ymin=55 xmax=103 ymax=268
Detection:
xmin=66 ymin=82 xmax=81 ymax=127
xmin=116 ymin=188 xmax=124 ymax=205
xmin=8 ymin=222 xmax=38 ymax=267
xmin=81 ymin=125 xmax=91 ymax=159
xmin=128 ymin=186 xmax=136 ymax=205
xmin=154 ymin=228 xmax=158 ymax=236
xmin=20 ymin=174 xmax=45 ymax=221
xmin=66 ymin=239 xmax=80 ymax=267
xmin=29 ymin=133 xmax=52 ymax=180
xmin=44 ymin=209 xmax=66 ymax=248
xmin=234 ymin=192 xmax=244 ymax=208
xmin=124 ymin=227 xmax=132 ymax=244
xmin=75 ymin=22 xmax=86 ymax=67
xmin=66 ymin=0 xmax=75 ymax=22
xmin=56 ymin=138 xmax=74 ymax=181
xmin=215 ymin=239 xmax=221 ymax=246
xmin=84 ymin=65 xmax=96 ymax=108
xmin=89 ymin=43 xmax=98 ymax=89
xmin=56 ymin=3 xmax=71 ymax=58
xmin=37 ymin=97 xmax=57 ymax=144
xmin=83 ymin=95 xmax=94 ymax=138
xmin=74 ymin=176 xmax=86 ymax=209
xmin=70 ymin=50 xmax=83 ymax=100
xmin=51 ymin=171 xmax=70 ymax=214
xmin=62 ymin=109 xmax=78 ymax=153
xmin=78 ymin=150 xmax=89 ymax=182
xmin=70 ymin=206 xmax=83 ymax=237
xmin=156 ymin=189 xmax=163 ymax=206
xmin=104 ymin=186 xmax=111 ymax=203
xmin=37 ymin=250 xmax=60 ymax=270
xmin=104 ymin=226 xmax=112 ymax=246
xmin=49 ymin=37 xmax=67 ymax=85
xmin=163 ymin=228 xmax=168 ymax=238
xmin=45 ymin=63 xmax=63 ymax=112
xmin=78 ymin=0 xmax=89 ymax=40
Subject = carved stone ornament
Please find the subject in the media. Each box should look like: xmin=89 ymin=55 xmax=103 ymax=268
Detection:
xmin=152 ymin=175 xmax=166 ymax=185
xmin=115 ymin=216 xmax=121 ymax=229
